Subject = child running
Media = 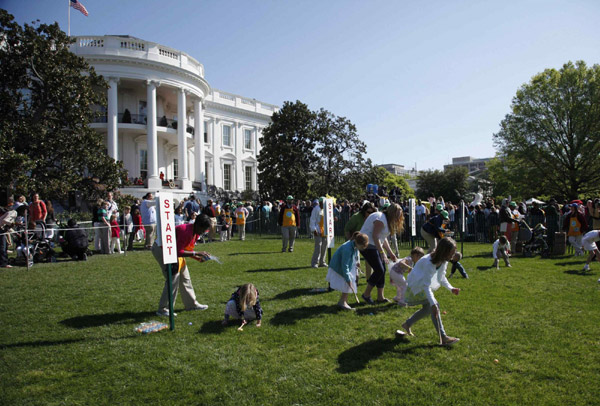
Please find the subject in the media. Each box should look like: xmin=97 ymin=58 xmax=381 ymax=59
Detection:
xmin=222 ymin=283 xmax=263 ymax=330
xmin=395 ymin=237 xmax=461 ymax=346
xmin=389 ymin=247 xmax=425 ymax=306
xmin=326 ymin=232 xmax=369 ymax=310
xmin=492 ymin=235 xmax=511 ymax=269
xmin=581 ymin=230 xmax=600 ymax=273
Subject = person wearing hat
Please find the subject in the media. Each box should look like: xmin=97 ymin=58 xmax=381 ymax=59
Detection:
xmin=563 ymin=203 xmax=588 ymax=256
xmin=234 ymin=202 xmax=249 ymax=241
xmin=278 ymin=196 xmax=300 ymax=252
xmin=421 ymin=209 xmax=450 ymax=253
xmin=310 ymin=197 xmax=328 ymax=268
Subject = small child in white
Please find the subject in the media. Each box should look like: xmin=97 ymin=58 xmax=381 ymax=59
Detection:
xmin=389 ymin=247 xmax=425 ymax=305
xmin=222 ymin=283 xmax=263 ymax=330
xmin=581 ymin=230 xmax=600 ymax=272
xmin=492 ymin=235 xmax=511 ymax=269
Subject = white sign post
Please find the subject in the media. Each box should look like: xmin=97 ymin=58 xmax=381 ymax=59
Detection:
xmin=324 ymin=198 xmax=335 ymax=249
xmin=157 ymin=192 xmax=177 ymax=330
xmin=409 ymin=198 xmax=416 ymax=248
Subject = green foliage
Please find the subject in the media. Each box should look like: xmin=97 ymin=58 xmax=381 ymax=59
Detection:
xmin=1 ymin=238 xmax=600 ymax=405
xmin=493 ymin=61 xmax=600 ymax=199
xmin=362 ymin=166 xmax=415 ymax=199
xmin=0 ymin=10 xmax=126 ymax=203
xmin=416 ymin=166 xmax=469 ymax=203
xmin=257 ymin=101 xmax=372 ymax=200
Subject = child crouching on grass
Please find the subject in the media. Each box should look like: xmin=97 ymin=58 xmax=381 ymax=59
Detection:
xmin=325 ymin=232 xmax=369 ymax=310
xmin=222 ymin=283 xmax=263 ymax=330
xmin=492 ymin=235 xmax=511 ymax=269
xmin=389 ymin=247 xmax=425 ymax=306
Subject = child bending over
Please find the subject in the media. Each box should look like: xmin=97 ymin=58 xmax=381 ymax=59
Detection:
xmin=389 ymin=247 xmax=425 ymax=306
xmin=492 ymin=235 xmax=511 ymax=269
xmin=222 ymin=283 xmax=263 ymax=330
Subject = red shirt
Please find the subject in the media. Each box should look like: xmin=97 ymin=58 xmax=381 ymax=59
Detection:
xmin=29 ymin=200 xmax=47 ymax=223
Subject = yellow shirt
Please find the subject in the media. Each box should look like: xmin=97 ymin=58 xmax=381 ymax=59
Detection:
xmin=282 ymin=208 xmax=297 ymax=227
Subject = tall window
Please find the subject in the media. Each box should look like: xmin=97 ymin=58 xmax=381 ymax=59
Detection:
xmin=204 ymin=121 xmax=209 ymax=143
xmin=205 ymin=162 xmax=209 ymax=184
xmin=173 ymin=159 xmax=179 ymax=180
xmin=140 ymin=149 xmax=148 ymax=179
xmin=244 ymin=129 xmax=252 ymax=150
xmin=223 ymin=125 xmax=231 ymax=147
xmin=245 ymin=166 xmax=252 ymax=191
xmin=223 ymin=164 xmax=231 ymax=190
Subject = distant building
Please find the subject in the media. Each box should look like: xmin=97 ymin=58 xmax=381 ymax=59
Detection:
xmin=377 ymin=164 xmax=418 ymax=178
xmin=443 ymin=156 xmax=492 ymax=174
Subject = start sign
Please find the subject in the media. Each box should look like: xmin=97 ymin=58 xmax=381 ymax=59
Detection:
xmin=158 ymin=192 xmax=177 ymax=264
xmin=323 ymin=198 xmax=335 ymax=249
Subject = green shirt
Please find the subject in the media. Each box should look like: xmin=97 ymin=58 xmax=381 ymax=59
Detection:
xmin=344 ymin=212 xmax=367 ymax=238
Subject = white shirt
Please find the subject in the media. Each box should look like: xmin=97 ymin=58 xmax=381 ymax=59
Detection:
xmin=582 ymin=230 xmax=600 ymax=244
xmin=492 ymin=239 xmax=509 ymax=259
xmin=407 ymin=254 xmax=454 ymax=306
xmin=309 ymin=205 xmax=323 ymax=234
xmin=359 ymin=211 xmax=389 ymax=246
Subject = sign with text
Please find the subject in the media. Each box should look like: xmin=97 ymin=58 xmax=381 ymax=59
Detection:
xmin=324 ymin=198 xmax=335 ymax=248
xmin=461 ymin=201 xmax=466 ymax=233
xmin=158 ymin=192 xmax=177 ymax=264
xmin=409 ymin=198 xmax=416 ymax=237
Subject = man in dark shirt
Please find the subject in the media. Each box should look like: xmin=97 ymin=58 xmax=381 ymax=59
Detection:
xmin=62 ymin=219 xmax=89 ymax=261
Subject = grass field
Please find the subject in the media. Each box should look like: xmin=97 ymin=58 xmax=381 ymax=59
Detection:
xmin=1 ymin=236 xmax=599 ymax=405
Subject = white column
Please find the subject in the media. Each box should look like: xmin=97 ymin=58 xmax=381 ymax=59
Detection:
xmin=177 ymin=88 xmax=191 ymax=190
xmin=193 ymin=98 xmax=206 ymax=191
xmin=107 ymin=78 xmax=118 ymax=160
xmin=235 ymin=122 xmax=243 ymax=191
xmin=146 ymin=80 xmax=161 ymax=190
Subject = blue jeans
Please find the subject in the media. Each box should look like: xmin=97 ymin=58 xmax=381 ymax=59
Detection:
xmin=450 ymin=261 xmax=468 ymax=278
xmin=361 ymin=246 xmax=387 ymax=288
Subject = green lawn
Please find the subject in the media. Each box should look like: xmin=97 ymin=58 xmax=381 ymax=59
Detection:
xmin=1 ymin=236 xmax=599 ymax=405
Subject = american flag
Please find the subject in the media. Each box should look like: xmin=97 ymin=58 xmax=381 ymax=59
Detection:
xmin=70 ymin=0 xmax=89 ymax=16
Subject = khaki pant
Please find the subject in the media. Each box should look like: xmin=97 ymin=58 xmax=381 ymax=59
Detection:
xmin=152 ymin=244 xmax=198 ymax=312
xmin=311 ymin=234 xmax=327 ymax=267
xmin=282 ymin=226 xmax=297 ymax=251
xmin=145 ymin=224 xmax=156 ymax=248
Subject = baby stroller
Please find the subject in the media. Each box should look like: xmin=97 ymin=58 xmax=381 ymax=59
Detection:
xmin=13 ymin=221 xmax=56 ymax=266
xmin=518 ymin=220 xmax=550 ymax=258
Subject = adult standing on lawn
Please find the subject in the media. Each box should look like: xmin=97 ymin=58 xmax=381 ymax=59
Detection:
xmin=359 ymin=203 xmax=403 ymax=304
xmin=140 ymin=193 xmax=157 ymax=249
xmin=310 ymin=197 xmax=328 ymax=268
xmin=153 ymin=214 xmax=212 ymax=316
xmin=28 ymin=193 xmax=47 ymax=228
xmin=396 ymin=237 xmax=460 ymax=346
xmin=279 ymin=195 xmax=300 ymax=252
xmin=344 ymin=201 xmax=376 ymax=278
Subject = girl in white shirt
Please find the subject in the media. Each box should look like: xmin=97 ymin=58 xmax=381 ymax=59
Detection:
xmin=396 ymin=237 xmax=461 ymax=346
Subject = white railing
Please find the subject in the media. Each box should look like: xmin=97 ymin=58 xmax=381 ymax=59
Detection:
xmin=70 ymin=36 xmax=204 ymax=78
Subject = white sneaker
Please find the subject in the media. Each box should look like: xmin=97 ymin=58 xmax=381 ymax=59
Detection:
xmin=156 ymin=309 xmax=177 ymax=317
xmin=189 ymin=303 xmax=208 ymax=311
xmin=583 ymin=264 xmax=590 ymax=272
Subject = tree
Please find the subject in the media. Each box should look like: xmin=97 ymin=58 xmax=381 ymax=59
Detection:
xmin=257 ymin=101 xmax=372 ymax=200
xmin=416 ymin=167 xmax=469 ymax=203
xmin=362 ymin=166 xmax=414 ymax=200
xmin=0 ymin=10 xmax=125 ymax=202
xmin=493 ymin=61 xmax=600 ymax=199
xmin=257 ymin=101 xmax=318 ymax=200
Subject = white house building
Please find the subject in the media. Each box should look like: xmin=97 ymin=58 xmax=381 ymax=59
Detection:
xmin=70 ymin=35 xmax=278 ymax=200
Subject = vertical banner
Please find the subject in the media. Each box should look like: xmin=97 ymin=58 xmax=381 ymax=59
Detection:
xmin=461 ymin=201 xmax=466 ymax=233
xmin=158 ymin=192 xmax=177 ymax=264
xmin=409 ymin=198 xmax=416 ymax=237
xmin=324 ymin=198 xmax=335 ymax=248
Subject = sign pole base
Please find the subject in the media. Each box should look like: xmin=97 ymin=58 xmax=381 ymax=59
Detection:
xmin=167 ymin=263 xmax=175 ymax=330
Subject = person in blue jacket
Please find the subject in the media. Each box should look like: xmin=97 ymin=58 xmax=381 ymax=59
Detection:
xmin=421 ymin=210 xmax=449 ymax=253
xmin=326 ymin=232 xmax=369 ymax=310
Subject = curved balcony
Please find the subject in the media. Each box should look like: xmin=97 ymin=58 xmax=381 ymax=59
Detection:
xmin=70 ymin=35 xmax=205 ymax=78
xmin=92 ymin=113 xmax=194 ymax=134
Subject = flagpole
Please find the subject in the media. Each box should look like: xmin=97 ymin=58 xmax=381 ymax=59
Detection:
xmin=67 ymin=0 xmax=71 ymax=36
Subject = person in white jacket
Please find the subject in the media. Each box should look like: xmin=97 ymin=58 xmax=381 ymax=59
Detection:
xmin=310 ymin=198 xmax=327 ymax=268
xmin=396 ymin=237 xmax=461 ymax=346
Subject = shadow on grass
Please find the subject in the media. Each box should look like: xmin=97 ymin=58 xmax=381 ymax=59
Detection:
xmin=554 ymin=260 xmax=586 ymax=266
xmin=564 ymin=269 xmax=595 ymax=276
xmin=477 ymin=266 xmax=496 ymax=271
xmin=60 ymin=311 xmax=157 ymax=329
xmin=199 ymin=320 xmax=226 ymax=334
xmin=270 ymin=305 xmax=338 ymax=325
xmin=228 ymin=252 xmax=277 ymax=256
xmin=337 ymin=337 xmax=437 ymax=373
xmin=355 ymin=304 xmax=398 ymax=316
xmin=468 ymin=253 xmax=493 ymax=258
xmin=246 ymin=266 xmax=309 ymax=273
xmin=0 ymin=337 xmax=86 ymax=350
xmin=269 ymin=288 xmax=330 ymax=301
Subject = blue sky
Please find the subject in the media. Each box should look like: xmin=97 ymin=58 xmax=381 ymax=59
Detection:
xmin=4 ymin=0 xmax=600 ymax=171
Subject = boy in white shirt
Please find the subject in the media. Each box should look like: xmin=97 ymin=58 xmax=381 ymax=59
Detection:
xmin=581 ymin=230 xmax=600 ymax=272
xmin=492 ymin=235 xmax=511 ymax=269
